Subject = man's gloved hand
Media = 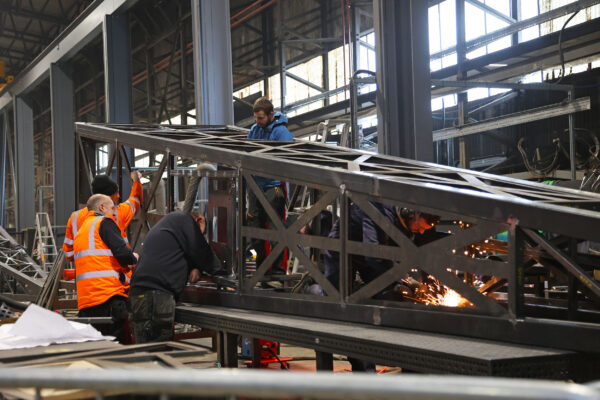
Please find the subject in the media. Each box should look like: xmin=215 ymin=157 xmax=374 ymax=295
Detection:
xmin=408 ymin=212 xmax=439 ymax=234
xmin=131 ymin=170 xmax=142 ymax=182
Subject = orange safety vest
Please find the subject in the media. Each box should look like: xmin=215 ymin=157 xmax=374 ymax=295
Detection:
xmin=73 ymin=215 xmax=130 ymax=310
xmin=63 ymin=181 xmax=143 ymax=261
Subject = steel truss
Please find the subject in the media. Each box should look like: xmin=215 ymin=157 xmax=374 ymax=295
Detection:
xmin=76 ymin=122 xmax=600 ymax=353
xmin=0 ymin=226 xmax=45 ymax=297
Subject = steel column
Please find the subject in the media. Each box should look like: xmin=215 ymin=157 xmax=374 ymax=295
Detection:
xmin=217 ymin=331 xmax=238 ymax=368
xmin=103 ymin=13 xmax=133 ymax=123
xmin=191 ymin=0 xmax=233 ymax=217
xmin=191 ymin=0 xmax=234 ymax=125
xmin=511 ymin=0 xmax=520 ymax=46
xmin=13 ymin=96 xmax=35 ymax=230
xmin=103 ymin=11 xmax=133 ymax=195
xmin=315 ymin=351 xmax=333 ymax=371
xmin=321 ymin=0 xmax=329 ymax=107
xmin=373 ymin=0 xmax=432 ymax=161
xmin=568 ymin=89 xmax=576 ymax=181
xmin=456 ymin=0 xmax=468 ymax=169
xmin=0 ymin=111 xmax=6 ymax=227
xmin=50 ymin=63 xmax=76 ymax=225
xmin=508 ymin=224 xmax=524 ymax=319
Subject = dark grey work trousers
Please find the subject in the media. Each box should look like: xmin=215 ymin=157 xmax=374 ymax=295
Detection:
xmin=79 ymin=295 xmax=129 ymax=344
xmin=128 ymin=288 xmax=176 ymax=344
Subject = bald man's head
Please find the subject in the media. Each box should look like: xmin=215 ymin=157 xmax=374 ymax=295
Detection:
xmin=87 ymin=194 xmax=116 ymax=218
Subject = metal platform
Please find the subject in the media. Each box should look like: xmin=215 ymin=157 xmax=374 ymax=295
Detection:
xmin=176 ymin=305 xmax=579 ymax=379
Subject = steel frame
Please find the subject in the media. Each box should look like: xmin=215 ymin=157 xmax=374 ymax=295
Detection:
xmin=76 ymin=123 xmax=600 ymax=353
xmin=0 ymin=225 xmax=45 ymax=296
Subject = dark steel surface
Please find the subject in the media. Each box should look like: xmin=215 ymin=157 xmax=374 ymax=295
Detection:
xmin=176 ymin=305 xmax=575 ymax=378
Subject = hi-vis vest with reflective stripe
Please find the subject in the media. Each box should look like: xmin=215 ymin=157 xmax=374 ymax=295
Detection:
xmin=62 ymin=208 xmax=95 ymax=260
xmin=73 ymin=216 xmax=129 ymax=310
xmin=62 ymin=180 xmax=142 ymax=262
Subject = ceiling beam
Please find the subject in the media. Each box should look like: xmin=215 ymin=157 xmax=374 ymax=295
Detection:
xmin=0 ymin=3 xmax=69 ymax=26
xmin=0 ymin=29 xmax=52 ymax=46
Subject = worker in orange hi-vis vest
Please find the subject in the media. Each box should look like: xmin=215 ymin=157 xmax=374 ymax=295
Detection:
xmin=73 ymin=194 xmax=139 ymax=343
xmin=63 ymin=170 xmax=143 ymax=262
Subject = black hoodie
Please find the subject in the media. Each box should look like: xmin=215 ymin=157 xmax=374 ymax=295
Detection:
xmin=130 ymin=211 xmax=220 ymax=296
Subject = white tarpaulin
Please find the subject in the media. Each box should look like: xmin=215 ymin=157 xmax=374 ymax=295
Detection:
xmin=0 ymin=304 xmax=113 ymax=350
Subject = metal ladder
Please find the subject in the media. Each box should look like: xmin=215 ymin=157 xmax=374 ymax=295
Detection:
xmin=33 ymin=212 xmax=58 ymax=269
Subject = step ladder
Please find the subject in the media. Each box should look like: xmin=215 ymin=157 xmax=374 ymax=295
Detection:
xmin=33 ymin=212 xmax=58 ymax=269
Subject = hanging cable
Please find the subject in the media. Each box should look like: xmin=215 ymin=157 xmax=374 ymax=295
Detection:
xmin=517 ymin=137 xmax=561 ymax=177
xmin=555 ymin=9 xmax=581 ymax=84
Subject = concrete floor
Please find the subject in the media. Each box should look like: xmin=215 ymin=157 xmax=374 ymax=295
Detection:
xmin=179 ymin=337 xmax=402 ymax=374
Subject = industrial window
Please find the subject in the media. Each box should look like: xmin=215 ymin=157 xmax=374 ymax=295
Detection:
xmin=95 ymin=144 xmax=109 ymax=174
xmin=429 ymin=0 xmax=600 ymax=110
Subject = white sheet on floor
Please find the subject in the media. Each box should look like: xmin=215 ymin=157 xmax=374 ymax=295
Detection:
xmin=0 ymin=304 xmax=113 ymax=350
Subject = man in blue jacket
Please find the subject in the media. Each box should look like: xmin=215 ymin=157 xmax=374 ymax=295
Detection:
xmin=247 ymin=97 xmax=294 ymax=275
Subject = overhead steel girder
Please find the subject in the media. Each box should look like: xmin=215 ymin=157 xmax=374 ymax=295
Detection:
xmin=75 ymin=123 xmax=600 ymax=352
xmin=0 ymin=0 xmax=140 ymax=111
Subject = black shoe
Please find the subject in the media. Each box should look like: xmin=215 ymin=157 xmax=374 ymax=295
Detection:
xmin=267 ymin=267 xmax=287 ymax=276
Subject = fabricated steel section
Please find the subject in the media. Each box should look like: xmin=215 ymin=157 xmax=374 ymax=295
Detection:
xmin=75 ymin=123 xmax=600 ymax=353
xmin=0 ymin=225 xmax=45 ymax=296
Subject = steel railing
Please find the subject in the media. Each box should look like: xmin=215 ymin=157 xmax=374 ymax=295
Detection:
xmin=0 ymin=368 xmax=598 ymax=400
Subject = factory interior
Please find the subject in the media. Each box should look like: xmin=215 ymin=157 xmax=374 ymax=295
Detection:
xmin=1 ymin=0 xmax=600 ymax=398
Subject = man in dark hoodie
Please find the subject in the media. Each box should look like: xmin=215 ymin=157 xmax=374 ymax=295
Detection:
xmin=128 ymin=211 xmax=222 ymax=343
xmin=246 ymin=97 xmax=294 ymax=274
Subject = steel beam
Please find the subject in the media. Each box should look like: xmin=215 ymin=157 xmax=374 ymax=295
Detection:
xmin=176 ymin=305 xmax=578 ymax=375
xmin=50 ymin=63 xmax=76 ymax=225
xmin=432 ymin=97 xmax=591 ymax=141
xmin=191 ymin=0 xmax=234 ymax=125
xmin=0 ymin=0 xmax=140 ymax=112
xmin=373 ymin=0 xmax=432 ymax=161
xmin=13 ymin=96 xmax=34 ymax=230
xmin=431 ymin=79 xmax=572 ymax=95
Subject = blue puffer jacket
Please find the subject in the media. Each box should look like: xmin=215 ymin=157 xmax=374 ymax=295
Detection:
xmin=248 ymin=111 xmax=294 ymax=189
